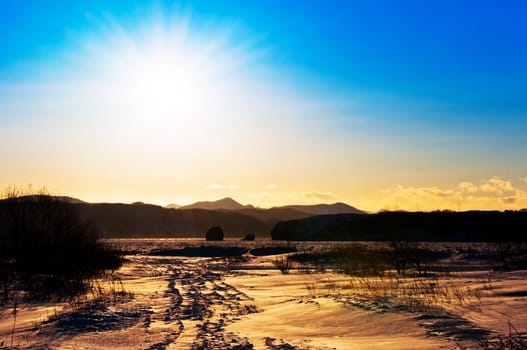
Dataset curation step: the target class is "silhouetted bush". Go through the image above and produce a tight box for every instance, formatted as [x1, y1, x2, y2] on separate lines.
[0, 190, 122, 302]
[292, 244, 390, 276]
[390, 241, 437, 276]
[205, 226, 224, 241]
[493, 242, 527, 271]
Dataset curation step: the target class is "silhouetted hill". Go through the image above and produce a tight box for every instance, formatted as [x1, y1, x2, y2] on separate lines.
[74, 202, 314, 238]
[14, 195, 87, 204]
[221, 207, 313, 226]
[276, 202, 365, 215]
[521, 208, 527, 213]
[165, 203, 181, 209]
[74, 203, 269, 238]
[271, 211, 527, 242]
[179, 197, 253, 211]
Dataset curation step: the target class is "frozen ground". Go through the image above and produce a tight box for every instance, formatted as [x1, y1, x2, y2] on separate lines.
[0, 240, 526, 349]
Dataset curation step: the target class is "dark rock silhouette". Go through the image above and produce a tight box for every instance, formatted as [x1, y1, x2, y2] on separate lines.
[242, 233, 256, 241]
[205, 226, 224, 241]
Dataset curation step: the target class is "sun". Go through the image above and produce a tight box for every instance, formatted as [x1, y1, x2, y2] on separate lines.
[78, 14, 248, 130]
[114, 35, 216, 123]
[125, 49, 208, 118]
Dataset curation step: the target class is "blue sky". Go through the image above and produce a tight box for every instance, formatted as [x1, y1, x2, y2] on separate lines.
[3, 1, 527, 106]
[3, 1, 527, 115]
[1, 1, 526, 210]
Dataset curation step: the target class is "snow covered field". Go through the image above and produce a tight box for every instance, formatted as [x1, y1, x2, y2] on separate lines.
[1, 239, 526, 349]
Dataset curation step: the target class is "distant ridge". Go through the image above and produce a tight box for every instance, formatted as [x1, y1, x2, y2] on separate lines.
[165, 203, 181, 209]
[179, 197, 253, 211]
[221, 207, 312, 226]
[277, 202, 365, 215]
[178, 198, 365, 215]
[12, 195, 87, 204]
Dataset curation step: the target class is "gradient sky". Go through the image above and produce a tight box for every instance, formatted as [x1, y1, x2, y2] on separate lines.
[1, 0, 526, 211]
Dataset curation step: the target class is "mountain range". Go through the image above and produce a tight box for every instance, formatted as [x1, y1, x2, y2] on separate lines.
[0, 196, 363, 238]
[171, 197, 364, 215]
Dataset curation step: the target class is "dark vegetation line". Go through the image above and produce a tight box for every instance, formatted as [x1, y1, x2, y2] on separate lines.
[271, 211, 527, 242]
[0, 190, 122, 303]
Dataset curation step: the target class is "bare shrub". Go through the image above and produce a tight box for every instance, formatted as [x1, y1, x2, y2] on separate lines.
[273, 255, 293, 274]
[0, 188, 123, 303]
[390, 241, 439, 276]
[305, 282, 317, 297]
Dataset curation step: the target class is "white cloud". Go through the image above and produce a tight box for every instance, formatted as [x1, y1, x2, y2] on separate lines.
[207, 184, 239, 190]
[303, 191, 338, 201]
[382, 176, 527, 211]
[479, 177, 515, 194]
[457, 181, 478, 193]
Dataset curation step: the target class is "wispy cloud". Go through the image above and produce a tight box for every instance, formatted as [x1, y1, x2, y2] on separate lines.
[207, 184, 239, 190]
[252, 192, 282, 201]
[264, 183, 279, 190]
[303, 191, 338, 201]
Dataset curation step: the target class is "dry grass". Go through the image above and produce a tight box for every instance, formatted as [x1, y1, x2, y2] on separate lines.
[273, 255, 293, 274]
[302, 273, 491, 314]
[459, 322, 527, 350]
[66, 274, 132, 312]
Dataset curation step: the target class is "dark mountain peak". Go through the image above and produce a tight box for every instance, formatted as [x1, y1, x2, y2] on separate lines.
[179, 197, 250, 211]
[216, 197, 242, 206]
[276, 202, 365, 215]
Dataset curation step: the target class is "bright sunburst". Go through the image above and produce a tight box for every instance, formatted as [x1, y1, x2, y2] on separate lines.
[74, 14, 252, 130]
